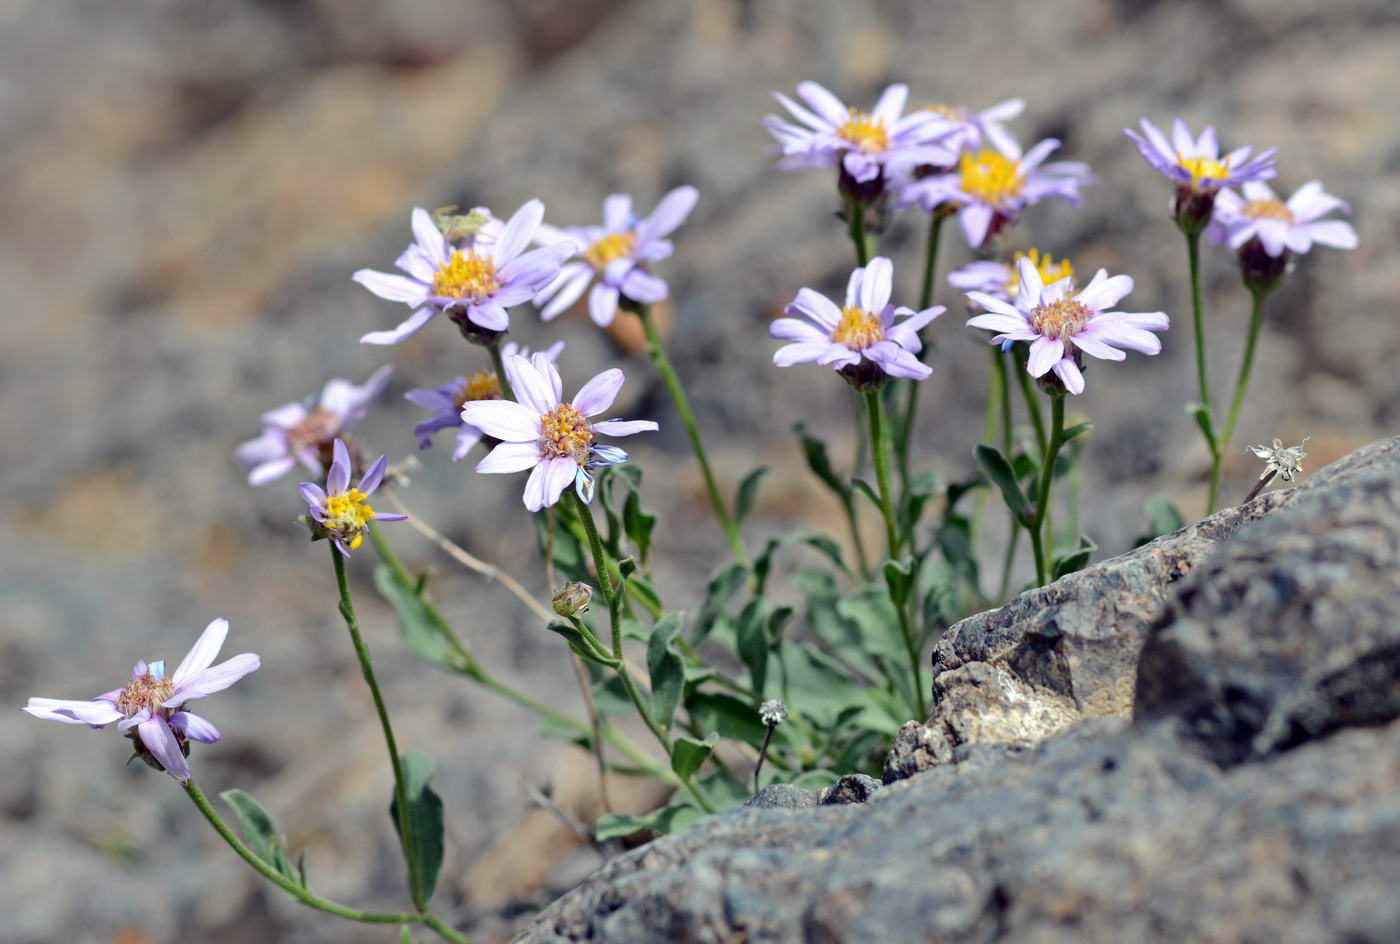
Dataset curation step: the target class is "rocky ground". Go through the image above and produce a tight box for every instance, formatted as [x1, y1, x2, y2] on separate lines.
[2, 0, 1398, 941]
[518, 436, 1400, 943]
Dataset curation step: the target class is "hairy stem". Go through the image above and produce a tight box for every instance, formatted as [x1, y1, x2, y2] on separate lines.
[1207, 286, 1269, 512]
[1029, 396, 1067, 587]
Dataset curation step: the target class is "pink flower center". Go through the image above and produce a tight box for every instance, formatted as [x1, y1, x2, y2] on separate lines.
[584, 231, 637, 271]
[837, 110, 890, 154]
[287, 407, 340, 455]
[1241, 198, 1294, 222]
[831, 306, 886, 351]
[116, 672, 176, 719]
[432, 250, 500, 301]
[1029, 297, 1092, 341]
[539, 403, 595, 464]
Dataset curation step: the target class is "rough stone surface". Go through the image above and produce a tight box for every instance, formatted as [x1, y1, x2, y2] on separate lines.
[521, 437, 1400, 943]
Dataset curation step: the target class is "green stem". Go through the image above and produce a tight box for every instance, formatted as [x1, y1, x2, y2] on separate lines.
[1186, 230, 1212, 413]
[1030, 396, 1066, 587]
[368, 526, 676, 785]
[862, 386, 928, 720]
[636, 304, 749, 568]
[1013, 352, 1048, 460]
[570, 491, 717, 814]
[995, 349, 1013, 454]
[846, 202, 871, 266]
[331, 546, 423, 909]
[485, 336, 515, 401]
[996, 522, 1021, 603]
[896, 211, 945, 489]
[182, 779, 431, 929]
[421, 912, 473, 944]
[1207, 287, 1269, 512]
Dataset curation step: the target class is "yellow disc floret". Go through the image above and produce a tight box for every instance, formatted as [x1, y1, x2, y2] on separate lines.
[322, 488, 377, 551]
[1178, 155, 1231, 189]
[1011, 249, 1075, 299]
[1241, 198, 1293, 222]
[837, 110, 890, 154]
[539, 403, 595, 465]
[455, 371, 502, 408]
[959, 148, 1022, 208]
[584, 232, 638, 272]
[432, 250, 499, 301]
[832, 306, 886, 351]
[1029, 298, 1092, 341]
[116, 671, 176, 718]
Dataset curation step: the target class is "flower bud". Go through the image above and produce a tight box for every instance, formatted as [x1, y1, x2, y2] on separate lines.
[552, 582, 593, 617]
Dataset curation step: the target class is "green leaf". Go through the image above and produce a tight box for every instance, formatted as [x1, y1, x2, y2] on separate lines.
[1062, 422, 1093, 445]
[975, 443, 1031, 524]
[220, 789, 299, 883]
[400, 927, 413, 944]
[622, 485, 657, 565]
[733, 467, 768, 527]
[596, 467, 625, 556]
[534, 503, 588, 584]
[1187, 402, 1217, 454]
[591, 675, 634, 716]
[793, 421, 847, 497]
[899, 471, 941, 542]
[943, 475, 986, 519]
[793, 570, 881, 683]
[936, 519, 980, 597]
[882, 558, 914, 608]
[625, 574, 665, 619]
[544, 618, 616, 666]
[595, 801, 702, 840]
[671, 733, 719, 781]
[752, 530, 849, 593]
[850, 476, 882, 513]
[1134, 496, 1187, 547]
[389, 749, 445, 905]
[784, 643, 869, 727]
[618, 556, 638, 580]
[691, 562, 749, 642]
[685, 692, 784, 752]
[1052, 535, 1098, 580]
[734, 598, 770, 696]
[373, 567, 463, 674]
[646, 613, 685, 731]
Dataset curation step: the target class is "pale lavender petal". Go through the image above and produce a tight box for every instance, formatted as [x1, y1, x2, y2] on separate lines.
[865, 342, 932, 380]
[321, 365, 393, 419]
[965, 292, 1023, 320]
[358, 455, 388, 495]
[118, 707, 151, 733]
[786, 287, 843, 330]
[1027, 337, 1064, 376]
[493, 199, 544, 266]
[539, 266, 593, 321]
[1170, 118, 1195, 157]
[23, 697, 123, 726]
[858, 257, 894, 312]
[621, 268, 668, 304]
[960, 203, 994, 248]
[352, 269, 426, 305]
[1070, 331, 1127, 361]
[637, 186, 698, 243]
[1301, 220, 1358, 250]
[1107, 311, 1170, 331]
[452, 427, 485, 461]
[248, 456, 298, 487]
[795, 81, 849, 126]
[1052, 357, 1085, 395]
[770, 91, 831, 132]
[396, 244, 437, 282]
[871, 83, 908, 124]
[139, 715, 190, 781]
[170, 711, 221, 744]
[498, 243, 574, 286]
[467, 301, 510, 332]
[299, 482, 327, 517]
[165, 653, 260, 707]
[1075, 271, 1134, 311]
[533, 351, 564, 406]
[1197, 125, 1218, 158]
[967, 312, 1030, 334]
[770, 317, 830, 343]
[375, 513, 408, 522]
[1083, 321, 1163, 355]
[327, 439, 351, 494]
[816, 343, 861, 369]
[589, 283, 620, 327]
[475, 441, 542, 474]
[602, 194, 633, 231]
[171, 619, 229, 686]
[235, 429, 289, 467]
[461, 400, 542, 442]
[592, 418, 658, 437]
[1014, 256, 1045, 304]
[773, 341, 830, 367]
[842, 151, 880, 183]
[410, 207, 449, 266]
[261, 402, 308, 429]
[360, 307, 435, 345]
[506, 353, 556, 415]
[573, 368, 625, 417]
[540, 456, 578, 509]
[1018, 138, 1060, 173]
[1287, 181, 1348, 222]
[522, 462, 549, 511]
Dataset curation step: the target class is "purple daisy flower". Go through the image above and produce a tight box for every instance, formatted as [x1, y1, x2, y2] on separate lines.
[897, 134, 1093, 248]
[234, 366, 392, 486]
[299, 439, 406, 556]
[23, 618, 260, 782]
[353, 201, 574, 344]
[1209, 180, 1357, 258]
[534, 187, 699, 327]
[948, 248, 1075, 304]
[770, 257, 944, 385]
[1125, 118, 1277, 194]
[965, 256, 1169, 396]
[916, 97, 1025, 160]
[763, 81, 955, 187]
[462, 353, 658, 512]
[405, 340, 564, 460]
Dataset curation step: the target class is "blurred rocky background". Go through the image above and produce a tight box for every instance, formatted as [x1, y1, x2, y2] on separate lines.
[1, 0, 1396, 941]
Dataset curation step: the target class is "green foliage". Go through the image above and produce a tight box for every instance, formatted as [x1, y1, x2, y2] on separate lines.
[221, 789, 302, 886]
[646, 613, 686, 732]
[390, 750, 446, 905]
[1135, 496, 1187, 546]
[373, 566, 465, 674]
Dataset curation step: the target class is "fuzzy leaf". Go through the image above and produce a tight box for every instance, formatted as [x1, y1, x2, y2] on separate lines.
[389, 749, 445, 906]
[646, 613, 685, 732]
[671, 733, 719, 781]
[373, 566, 463, 673]
[733, 467, 768, 527]
[221, 789, 299, 884]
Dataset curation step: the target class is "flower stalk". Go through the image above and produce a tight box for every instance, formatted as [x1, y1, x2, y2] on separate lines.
[1207, 284, 1272, 512]
[1030, 394, 1067, 586]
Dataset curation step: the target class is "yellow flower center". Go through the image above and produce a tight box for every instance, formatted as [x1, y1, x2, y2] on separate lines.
[921, 103, 963, 120]
[1029, 298, 1092, 341]
[1241, 198, 1293, 222]
[959, 148, 1022, 208]
[539, 403, 595, 465]
[831, 306, 886, 351]
[1010, 248, 1075, 300]
[1178, 155, 1231, 188]
[584, 231, 638, 272]
[454, 371, 502, 409]
[287, 407, 340, 455]
[323, 488, 376, 550]
[837, 110, 890, 154]
[432, 250, 499, 301]
[116, 671, 176, 718]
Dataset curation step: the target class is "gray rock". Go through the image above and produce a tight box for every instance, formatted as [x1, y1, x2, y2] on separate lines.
[743, 783, 818, 810]
[1137, 435, 1400, 765]
[816, 774, 880, 806]
[518, 436, 1400, 943]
